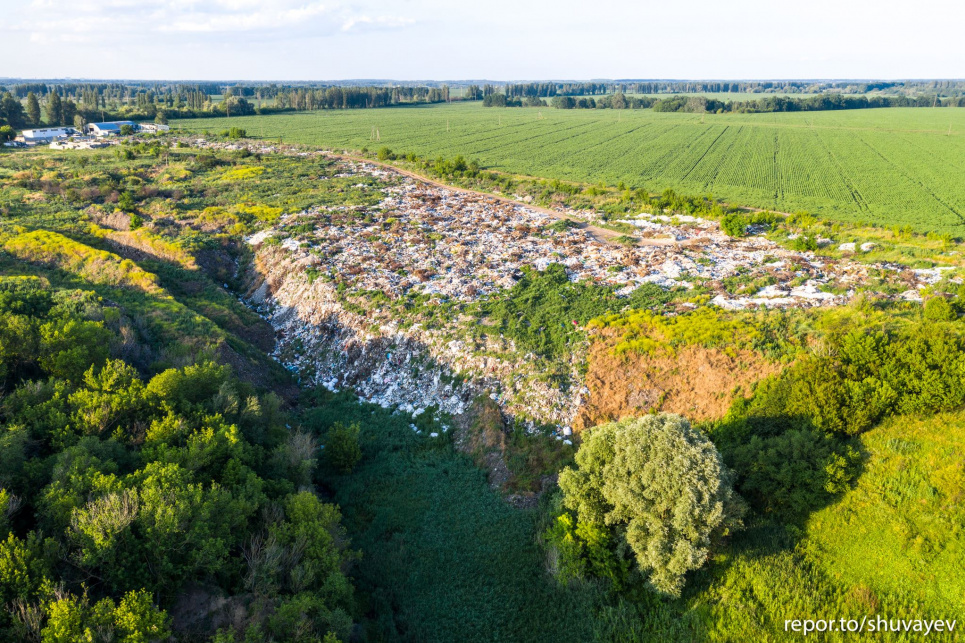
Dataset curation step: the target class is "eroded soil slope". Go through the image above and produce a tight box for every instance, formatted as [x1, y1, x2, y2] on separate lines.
[575, 333, 783, 430]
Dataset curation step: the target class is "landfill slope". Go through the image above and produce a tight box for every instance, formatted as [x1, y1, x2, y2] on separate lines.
[225, 147, 947, 436]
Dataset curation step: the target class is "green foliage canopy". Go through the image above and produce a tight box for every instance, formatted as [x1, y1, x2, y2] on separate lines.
[557, 414, 744, 596]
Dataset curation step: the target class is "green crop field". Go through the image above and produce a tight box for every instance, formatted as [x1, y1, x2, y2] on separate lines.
[175, 103, 965, 232]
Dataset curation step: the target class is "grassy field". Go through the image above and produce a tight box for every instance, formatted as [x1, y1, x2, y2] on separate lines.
[175, 103, 965, 232]
[805, 412, 965, 618]
[689, 411, 965, 642]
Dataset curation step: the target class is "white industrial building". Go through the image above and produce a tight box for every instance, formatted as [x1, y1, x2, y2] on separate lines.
[86, 121, 139, 137]
[20, 127, 80, 143]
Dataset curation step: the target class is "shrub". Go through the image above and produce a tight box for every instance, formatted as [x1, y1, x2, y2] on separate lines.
[118, 191, 135, 213]
[146, 361, 231, 413]
[732, 324, 965, 436]
[790, 235, 818, 252]
[325, 422, 362, 474]
[220, 166, 265, 182]
[41, 589, 170, 643]
[728, 428, 859, 519]
[4, 231, 161, 293]
[234, 203, 283, 223]
[924, 296, 956, 321]
[720, 213, 747, 237]
[39, 318, 112, 384]
[544, 509, 631, 590]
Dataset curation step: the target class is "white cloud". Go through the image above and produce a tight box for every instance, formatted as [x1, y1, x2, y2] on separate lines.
[341, 15, 415, 32]
[8, 0, 415, 42]
[159, 2, 334, 33]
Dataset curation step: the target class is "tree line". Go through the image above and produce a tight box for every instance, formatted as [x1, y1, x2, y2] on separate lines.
[652, 93, 965, 113]
[0, 84, 459, 131]
[271, 85, 450, 110]
[473, 79, 965, 99]
[478, 91, 965, 113]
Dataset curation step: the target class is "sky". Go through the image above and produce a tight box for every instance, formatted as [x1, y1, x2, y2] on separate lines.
[1, 0, 963, 81]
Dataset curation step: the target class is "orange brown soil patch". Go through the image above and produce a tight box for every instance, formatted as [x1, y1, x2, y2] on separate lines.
[574, 335, 784, 431]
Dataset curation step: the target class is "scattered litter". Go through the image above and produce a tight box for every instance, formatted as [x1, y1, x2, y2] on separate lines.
[241, 150, 947, 432]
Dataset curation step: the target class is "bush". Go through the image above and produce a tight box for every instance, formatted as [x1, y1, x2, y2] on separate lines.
[221, 127, 247, 139]
[39, 318, 112, 384]
[728, 428, 859, 519]
[117, 191, 136, 213]
[924, 296, 956, 321]
[720, 213, 747, 237]
[325, 422, 362, 474]
[41, 589, 170, 643]
[556, 414, 744, 596]
[731, 324, 965, 436]
[544, 508, 631, 590]
[790, 235, 818, 251]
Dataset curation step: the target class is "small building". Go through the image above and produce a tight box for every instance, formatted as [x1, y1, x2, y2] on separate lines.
[87, 121, 139, 137]
[139, 123, 171, 133]
[21, 127, 79, 143]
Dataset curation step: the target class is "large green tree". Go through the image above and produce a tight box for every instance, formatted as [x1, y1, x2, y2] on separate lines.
[557, 414, 744, 596]
[46, 92, 63, 126]
[0, 93, 26, 129]
[25, 92, 41, 126]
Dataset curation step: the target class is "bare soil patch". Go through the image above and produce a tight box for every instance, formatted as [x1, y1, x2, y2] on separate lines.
[575, 335, 784, 430]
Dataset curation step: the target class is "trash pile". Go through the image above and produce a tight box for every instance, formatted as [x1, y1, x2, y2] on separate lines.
[257, 164, 913, 311]
[247, 256, 585, 430]
[235, 151, 951, 431]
